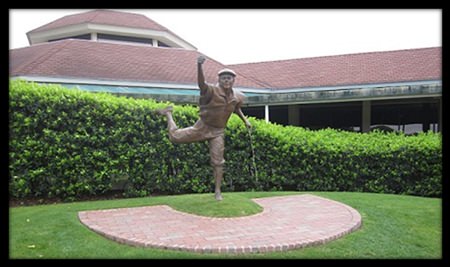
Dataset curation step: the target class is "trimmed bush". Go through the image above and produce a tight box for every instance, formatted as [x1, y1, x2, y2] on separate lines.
[9, 80, 442, 200]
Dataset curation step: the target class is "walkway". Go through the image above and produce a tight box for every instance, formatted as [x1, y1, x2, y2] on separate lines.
[78, 194, 362, 254]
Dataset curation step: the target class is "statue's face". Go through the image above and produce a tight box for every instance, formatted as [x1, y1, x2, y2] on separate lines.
[218, 74, 235, 90]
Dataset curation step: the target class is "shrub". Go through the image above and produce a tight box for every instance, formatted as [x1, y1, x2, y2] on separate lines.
[9, 80, 442, 200]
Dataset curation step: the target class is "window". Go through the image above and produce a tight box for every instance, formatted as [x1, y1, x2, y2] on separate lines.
[97, 33, 152, 45]
[157, 40, 171, 48]
[49, 34, 91, 42]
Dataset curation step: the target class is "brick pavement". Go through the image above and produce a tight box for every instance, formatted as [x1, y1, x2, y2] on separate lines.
[78, 194, 362, 254]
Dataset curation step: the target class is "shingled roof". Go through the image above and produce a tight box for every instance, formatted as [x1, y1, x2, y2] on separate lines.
[9, 39, 267, 89]
[28, 9, 170, 34]
[26, 9, 196, 50]
[229, 47, 441, 89]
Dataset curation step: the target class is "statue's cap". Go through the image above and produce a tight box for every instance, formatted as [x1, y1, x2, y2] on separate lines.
[218, 68, 236, 77]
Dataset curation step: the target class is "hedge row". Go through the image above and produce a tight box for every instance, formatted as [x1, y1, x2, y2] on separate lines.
[9, 80, 442, 200]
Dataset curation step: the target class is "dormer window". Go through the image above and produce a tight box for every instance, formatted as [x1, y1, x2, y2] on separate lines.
[49, 34, 91, 42]
[97, 33, 153, 45]
[157, 40, 170, 48]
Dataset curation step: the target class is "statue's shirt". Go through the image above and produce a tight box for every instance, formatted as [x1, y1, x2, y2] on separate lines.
[199, 84, 245, 129]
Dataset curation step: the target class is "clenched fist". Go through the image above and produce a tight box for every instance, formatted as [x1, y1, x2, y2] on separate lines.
[197, 55, 206, 65]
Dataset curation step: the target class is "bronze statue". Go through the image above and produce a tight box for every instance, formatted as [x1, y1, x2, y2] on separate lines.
[156, 55, 252, 200]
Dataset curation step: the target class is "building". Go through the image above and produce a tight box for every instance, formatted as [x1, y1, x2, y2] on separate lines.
[231, 48, 441, 133]
[10, 9, 442, 134]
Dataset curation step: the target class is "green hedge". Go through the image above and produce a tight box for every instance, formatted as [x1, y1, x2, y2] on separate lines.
[9, 80, 442, 200]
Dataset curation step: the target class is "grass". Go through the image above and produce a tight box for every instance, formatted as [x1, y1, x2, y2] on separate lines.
[9, 191, 441, 259]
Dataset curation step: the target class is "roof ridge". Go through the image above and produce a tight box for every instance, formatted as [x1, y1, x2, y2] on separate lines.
[88, 9, 102, 23]
[14, 41, 72, 74]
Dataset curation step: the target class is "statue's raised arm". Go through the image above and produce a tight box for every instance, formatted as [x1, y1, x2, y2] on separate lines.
[197, 55, 208, 92]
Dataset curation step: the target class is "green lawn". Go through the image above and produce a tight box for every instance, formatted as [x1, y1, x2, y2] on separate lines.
[9, 191, 441, 259]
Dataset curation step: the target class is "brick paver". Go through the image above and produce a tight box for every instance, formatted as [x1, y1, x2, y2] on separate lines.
[78, 194, 362, 254]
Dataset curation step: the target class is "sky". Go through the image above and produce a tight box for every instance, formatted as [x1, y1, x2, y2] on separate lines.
[9, 9, 442, 65]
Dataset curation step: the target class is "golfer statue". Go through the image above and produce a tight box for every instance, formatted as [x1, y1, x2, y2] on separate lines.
[156, 55, 252, 200]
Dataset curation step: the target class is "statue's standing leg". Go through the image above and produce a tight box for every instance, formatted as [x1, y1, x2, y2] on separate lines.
[213, 166, 223, 201]
[209, 135, 225, 201]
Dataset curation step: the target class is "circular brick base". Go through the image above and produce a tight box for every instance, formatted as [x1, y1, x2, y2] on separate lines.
[78, 194, 362, 254]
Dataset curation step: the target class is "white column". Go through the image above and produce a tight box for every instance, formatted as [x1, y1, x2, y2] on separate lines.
[152, 39, 158, 47]
[362, 100, 371, 133]
[265, 105, 270, 123]
[91, 32, 97, 41]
